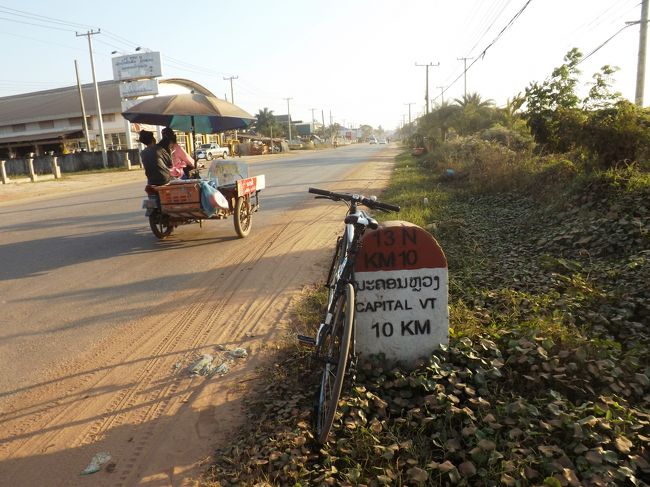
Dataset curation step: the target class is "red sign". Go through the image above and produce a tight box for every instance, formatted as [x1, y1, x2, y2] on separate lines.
[355, 221, 447, 272]
[237, 176, 258, 196]
[354, 221, 448, 368]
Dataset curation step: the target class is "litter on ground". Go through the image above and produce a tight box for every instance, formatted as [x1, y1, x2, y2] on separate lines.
[188, 347, 248, 377]
[189, 354, 217, 376]
[81, 452, 112, 475]
[227, 347, 248, 358]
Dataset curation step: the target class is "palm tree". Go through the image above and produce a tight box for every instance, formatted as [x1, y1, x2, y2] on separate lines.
[416, 102, 459, 145]
[453, 92, 495, 109]
[255, 108, 282, 137]
[452, 92, 496, 135]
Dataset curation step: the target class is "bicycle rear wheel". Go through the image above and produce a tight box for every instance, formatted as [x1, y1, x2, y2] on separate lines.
[315, 282, 354, 444]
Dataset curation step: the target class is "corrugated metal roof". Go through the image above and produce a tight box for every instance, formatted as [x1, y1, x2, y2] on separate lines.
[0, 78, 218, 127]
[0, 81, 121, 126]
[0, 129, 84, 144]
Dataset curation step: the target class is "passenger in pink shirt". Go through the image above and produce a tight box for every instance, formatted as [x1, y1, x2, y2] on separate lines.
[161, 127, 195, 179]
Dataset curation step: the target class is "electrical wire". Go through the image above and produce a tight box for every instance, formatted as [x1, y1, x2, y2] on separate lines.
[435, 0, 535, 103]
[0, 4, 95, 29]
[578, 23, 635, 65]
[466, 0, 514, 58]
[0, 15, 77, 32]
[0, 5, 274, 109]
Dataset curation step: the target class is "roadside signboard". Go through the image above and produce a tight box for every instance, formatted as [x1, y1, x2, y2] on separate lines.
[354, 221, 448, 366]
[112, 52, 162, 81]
[119, 79, 159, 99]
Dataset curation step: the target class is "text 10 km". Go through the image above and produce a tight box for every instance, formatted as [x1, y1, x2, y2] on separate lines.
[371, 319, 431, 338]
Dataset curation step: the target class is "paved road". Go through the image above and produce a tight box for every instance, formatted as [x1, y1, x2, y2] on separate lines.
[0, 144, 398, 486]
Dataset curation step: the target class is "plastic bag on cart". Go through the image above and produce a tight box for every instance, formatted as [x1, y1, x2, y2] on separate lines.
[207, 161, 248, 186]
[199, 180, 229, 216]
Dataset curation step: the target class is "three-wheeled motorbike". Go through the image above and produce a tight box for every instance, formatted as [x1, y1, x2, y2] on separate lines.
[143, 161, 265, 240]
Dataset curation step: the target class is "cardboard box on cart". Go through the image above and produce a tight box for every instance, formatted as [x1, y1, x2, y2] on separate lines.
[156, 181, 202, 213]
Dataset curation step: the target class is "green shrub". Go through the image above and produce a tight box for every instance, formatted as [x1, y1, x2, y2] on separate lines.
[480, 122, 535, 152]
[582, 101, 650, 169]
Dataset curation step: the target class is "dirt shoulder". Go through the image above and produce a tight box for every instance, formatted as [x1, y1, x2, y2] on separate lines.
[0, 147, 399, 487]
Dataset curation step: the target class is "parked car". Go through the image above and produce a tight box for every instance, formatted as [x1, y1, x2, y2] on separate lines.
[369, 137, 377, 144]
[288, 139, 304, 150]
[378, 138, 387, 144]
[195, 143, 229, 160]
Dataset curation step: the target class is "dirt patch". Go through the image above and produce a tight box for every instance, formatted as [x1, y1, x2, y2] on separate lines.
[0, 148, 398, 486]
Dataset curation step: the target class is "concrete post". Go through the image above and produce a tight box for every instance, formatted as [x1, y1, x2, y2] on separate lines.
[27, 154, 37, 182]
[124, 152, 132, 170]
[51, 155, 62, 179]
[0, 160, 8, 184]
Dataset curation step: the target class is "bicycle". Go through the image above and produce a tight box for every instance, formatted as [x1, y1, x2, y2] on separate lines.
[298, 187, 400, 444]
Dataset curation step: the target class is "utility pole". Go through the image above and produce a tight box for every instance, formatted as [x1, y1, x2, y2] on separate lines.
[628, 0, 649, 106]
[223, 76, 239, 146]
[74, 60, 92, 152]
[284, 97, 293, 141]
[223, 75, 238, 104]
[457, 57, 473, 99]
[76, 29, 107, 167]
[415, 62, 440, 114]
[309, 107, 317, 132]
[404, 103, 414, 126]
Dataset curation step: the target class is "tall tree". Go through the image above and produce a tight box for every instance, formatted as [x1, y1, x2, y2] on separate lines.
[452, 92, 496, 135]
[584, 65, 623, 110]
[255, 108, 283, 137]
[524, 48, 586, 152]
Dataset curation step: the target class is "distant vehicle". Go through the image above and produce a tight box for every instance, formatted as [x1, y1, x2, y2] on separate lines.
[288, 139, 304, 150]
[195, 143, 229, 160]
[378, 138, 387, 144]
[369, 137, 377, 144]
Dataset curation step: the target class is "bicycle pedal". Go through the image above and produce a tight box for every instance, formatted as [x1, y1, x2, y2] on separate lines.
[297, 335, 316, 346]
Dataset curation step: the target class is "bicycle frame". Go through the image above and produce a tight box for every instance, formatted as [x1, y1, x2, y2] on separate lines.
[302, 187, 400, 444]
[316, 201, 372, 348]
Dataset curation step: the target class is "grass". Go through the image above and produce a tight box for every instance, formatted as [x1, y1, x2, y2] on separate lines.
[201, 146, 650, 487]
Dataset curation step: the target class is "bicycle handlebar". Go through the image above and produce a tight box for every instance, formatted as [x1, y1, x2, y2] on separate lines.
[308, 187, 400, 213]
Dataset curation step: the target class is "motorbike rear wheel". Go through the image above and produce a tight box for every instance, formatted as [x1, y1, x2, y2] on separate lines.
[149, 210, 174, 239]
[234, 196, 252, 238]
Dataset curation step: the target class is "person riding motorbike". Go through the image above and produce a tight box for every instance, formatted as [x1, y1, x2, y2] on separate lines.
[139, 130, 172, 186]
[161, 127, 198, 179]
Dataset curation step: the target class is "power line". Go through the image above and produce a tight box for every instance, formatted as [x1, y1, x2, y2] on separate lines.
[460, 0, 506, 57]
[0, 15, 77, 32]
[465, 0, 514, 57]
[0, 4, 94, 29]
[578, 24, 634, 65]
[436, 0, 535, 103]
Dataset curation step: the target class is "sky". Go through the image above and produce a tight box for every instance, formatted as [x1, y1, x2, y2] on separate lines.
[0, 0, 645, 131]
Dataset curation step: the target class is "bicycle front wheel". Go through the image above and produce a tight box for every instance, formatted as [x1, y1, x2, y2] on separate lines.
[315, 282, 354, 444]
